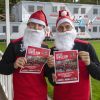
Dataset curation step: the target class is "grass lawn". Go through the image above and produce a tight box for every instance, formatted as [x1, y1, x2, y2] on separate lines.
[0, 40, 100, 100]
[0, 42, 6, 52]
[88, 40, 100, 100]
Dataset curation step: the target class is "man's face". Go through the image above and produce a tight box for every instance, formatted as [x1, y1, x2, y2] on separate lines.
[23, 22, 46, 48]
[27, 22, 45, 30]
[57, 22, 72, 32]
[55, 22, 77, 51]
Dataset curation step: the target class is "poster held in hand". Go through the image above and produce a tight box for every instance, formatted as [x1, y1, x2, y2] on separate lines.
[20, 46, 50, 74]
[54, 50, 79, 84]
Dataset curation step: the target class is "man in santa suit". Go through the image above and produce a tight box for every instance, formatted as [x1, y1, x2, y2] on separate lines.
[0, 10, 50, 100]
[47, 10, 100, 100]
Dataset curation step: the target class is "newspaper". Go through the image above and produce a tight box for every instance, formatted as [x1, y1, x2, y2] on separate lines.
[54, 50, 79, 84]
[20, 46, 50, 74]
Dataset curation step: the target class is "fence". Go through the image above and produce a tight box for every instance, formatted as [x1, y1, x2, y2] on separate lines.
[0, 51, 13, 100]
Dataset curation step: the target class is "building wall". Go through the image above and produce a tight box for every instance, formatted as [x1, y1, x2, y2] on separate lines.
[1, 1, 100, 39]
[0, 22, 27, 39]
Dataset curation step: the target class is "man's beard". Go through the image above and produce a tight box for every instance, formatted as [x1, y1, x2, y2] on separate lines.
[55, 29, 77, 51]
[23, 27, 45, 49]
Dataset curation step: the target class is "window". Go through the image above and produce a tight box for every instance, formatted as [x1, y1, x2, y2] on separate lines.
[75, 27, 78, 32]
[52, 26, 56, 32]
[93, 9, 98, 15]
[28, 5, 34, 12]
[12, 26, 18, 33]
[99, 27, 100, 32]
[73, 8, 78, 14]
[88, 29, 91, 32]
[60, 6, 65, 10]
[93, 26, 97, 32]
[79, 26, 85, 32]
[3, 26, 6, 33]
[37, 6, 43, 10]
[81, 8, 85, 14]
[52, 6, 57, 13]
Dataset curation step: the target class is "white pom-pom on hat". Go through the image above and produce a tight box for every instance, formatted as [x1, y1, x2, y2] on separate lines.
[45, 26, 51, 36]
[45, 26, 50, 33]
[61, 11, 67, 17]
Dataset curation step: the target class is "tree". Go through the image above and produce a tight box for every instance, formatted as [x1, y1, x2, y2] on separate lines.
[0, 0, 100, 15]
[79, 0, 99, 4]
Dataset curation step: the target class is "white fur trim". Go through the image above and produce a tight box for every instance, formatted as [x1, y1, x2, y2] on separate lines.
[45, 26, 50, 34]
[57, 18, 74, 28]
[28, 18, 46, 27]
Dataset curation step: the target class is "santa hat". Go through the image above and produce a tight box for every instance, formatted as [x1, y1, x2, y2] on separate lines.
[56, 10, 74, 28]
[28, 10, 48, 27]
